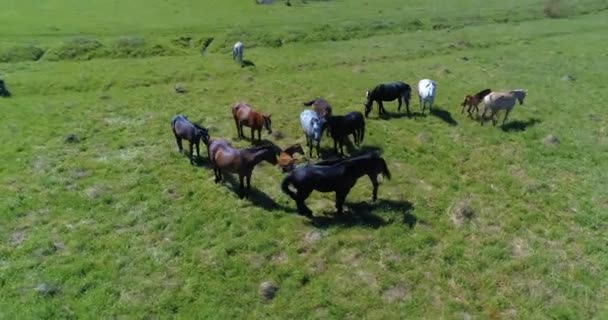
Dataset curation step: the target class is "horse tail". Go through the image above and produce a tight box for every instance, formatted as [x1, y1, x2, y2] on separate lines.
[303, 99, 316, 106]
[380, 158, 391, 180]
[359, 119, 365, 144]
[281, 174, 297, 200]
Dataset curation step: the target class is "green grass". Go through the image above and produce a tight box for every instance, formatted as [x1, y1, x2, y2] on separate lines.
[2, 0, 608, 318]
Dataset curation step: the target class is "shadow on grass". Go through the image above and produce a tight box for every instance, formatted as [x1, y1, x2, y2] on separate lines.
[501, 118, 541, 132]
[241, 60, 255, 68]
[220, 173, 296, 213]
[430, 106, 458, 126]
[309, 199, 415, 229]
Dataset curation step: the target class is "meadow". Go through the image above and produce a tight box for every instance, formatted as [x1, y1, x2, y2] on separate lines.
[1, 0, 608, 318]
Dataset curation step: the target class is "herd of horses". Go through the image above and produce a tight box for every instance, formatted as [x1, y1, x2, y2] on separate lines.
[171, 76, 527, 218]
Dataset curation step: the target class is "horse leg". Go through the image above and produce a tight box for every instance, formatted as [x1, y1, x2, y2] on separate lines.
[214, 167, 221, 183]
[480, 107, 488, 126]
[491, 110, 498, 126]
[238, 175, 246, 199]
[335, 189, 348, 214]
[397, 97, 402, 112]
[188, 142, 194, 164]
[316, 140, 321, 158]
[296, 189, 313, 217]
[196, 142, 201, 160]
[503, 109, 511, 125]
[258, 129, 261, 142]
[250, 127, 255, 142]
[175, 136, 183, 153]
[369, 174, 379, 202]
[378, 101, 385, 115]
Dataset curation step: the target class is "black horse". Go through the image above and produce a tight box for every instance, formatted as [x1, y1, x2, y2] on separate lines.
[0, 79, 10, 97]
[364, 82, 412, 117]
[281, 152, 391, 217]
[322, 111, 365, 155]
[171, 115, 210, 165]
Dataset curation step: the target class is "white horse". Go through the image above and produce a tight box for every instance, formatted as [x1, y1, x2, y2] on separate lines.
[417, 79, 436, 114]
[232, 41, 244, 66]
[480, 90, 527, 126]
[300, 110, 322, 158]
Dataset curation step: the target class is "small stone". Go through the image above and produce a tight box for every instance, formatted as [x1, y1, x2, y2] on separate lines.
[304, 230, 322, 244]
[174, 85, 187, 94]
[9, 231, 26, 246]
[561, 75, 575, 81]
[461, 56, 469, 61]
[544, 134, 559, 145]
[35, 283, 59, 296]
[259, 281, 278, 300]
[449, 200, 475, 226]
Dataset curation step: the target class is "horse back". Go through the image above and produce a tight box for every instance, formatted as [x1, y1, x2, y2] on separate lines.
[475, 88, 492, 100]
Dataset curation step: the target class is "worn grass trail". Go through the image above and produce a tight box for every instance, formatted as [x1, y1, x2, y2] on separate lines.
[1, 1, 608, 319]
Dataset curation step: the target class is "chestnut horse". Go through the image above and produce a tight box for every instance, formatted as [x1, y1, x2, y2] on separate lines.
[232, 102, 272, 143]
[278, 143, 305, 172]
[461, 88, 491, 118]
[209, 139, 278, 198]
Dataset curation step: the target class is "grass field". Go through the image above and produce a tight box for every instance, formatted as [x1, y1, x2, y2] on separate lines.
[2, 0, 608, 318]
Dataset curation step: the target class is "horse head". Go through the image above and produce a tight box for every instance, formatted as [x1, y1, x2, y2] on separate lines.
[461, 95, 472, 107]
[199, 128, 210, 146]
[363, 91, 373, 117]
[262, 114, 272, 134]
[514, 90, 527, 105]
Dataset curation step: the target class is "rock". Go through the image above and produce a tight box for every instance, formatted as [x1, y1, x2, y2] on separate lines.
[461, 56, 469, 61]
[256, 0, 273, 4]
[9, 230, 26, 246]
[174, 85, 187, 94]
[561, 75, 575, 81]
[382, 285, 409, 303]
[271, 130, 284, 140]
[35, 283, 60, 296]
[544, 134, 559, 145]
[259, 281, 278, 300]
[64, 134, 79, 143]
[304, 230, 322, 244]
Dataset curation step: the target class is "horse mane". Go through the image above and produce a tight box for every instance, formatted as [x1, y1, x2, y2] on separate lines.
[192, 122, 207, 131]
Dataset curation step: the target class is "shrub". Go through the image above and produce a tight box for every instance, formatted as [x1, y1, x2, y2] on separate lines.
[43, 37, 104, 61]
[0, 45, 45, 63]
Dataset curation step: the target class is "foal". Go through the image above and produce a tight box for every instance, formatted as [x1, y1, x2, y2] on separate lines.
[323, 111, 365, 155]
[232, 102, 272, 143]
[461, 88, 491, 118]
[480, 90, 527, 126]
[278, 144, 305, 172]
[303, 98, 332, 119]
[281, 152, 391, 217]
[208, 140, 278, 198]
[171, 115, 210, 165]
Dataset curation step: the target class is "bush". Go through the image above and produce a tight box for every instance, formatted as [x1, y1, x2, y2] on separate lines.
[108, 36, 177, 58]
[0, 45, 45, 63]
[544, 0, 563, 18]
[43, 37, 104, 61]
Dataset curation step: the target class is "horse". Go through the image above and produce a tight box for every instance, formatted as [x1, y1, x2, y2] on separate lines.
[281, 152, 391, 217]
[0, 79, 10, 97]
[418, 79, 437, 114]
[322, 111, 365, 156]
[300, 110, 323, 158]
[480, 90, 527, 126]
[314, 152, 388, 202]
[232, 41, 244, 66]
[278, 143, 305, 172]
[364, 82, 412, 117]
[303, 98, 332, 120]
[232, 102, 272, 143]
[461, 88, 492, 118]
[208, 140, 278, 199]
[171, 115, 210, 165]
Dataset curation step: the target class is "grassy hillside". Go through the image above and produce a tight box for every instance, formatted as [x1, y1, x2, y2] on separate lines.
[1, 0, 608, 318]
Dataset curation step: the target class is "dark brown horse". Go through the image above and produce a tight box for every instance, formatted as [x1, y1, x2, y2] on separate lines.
[364, 82, 412, 117]
[278, 143, 305, 172]
[461, 88, 491, 118]
[303, 98, 332, 119]
[322, 111, 365, 155]
[281, 152, 390, 217]
[209, 139, 278, 198]
[171, 115, 210, 165]
[232, 102, 272, 143]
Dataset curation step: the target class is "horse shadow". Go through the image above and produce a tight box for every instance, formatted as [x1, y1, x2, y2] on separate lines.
[501, 118, 541, 132]
[379, 111, 419, 120]
[220, 173, 295, 212]
[310, 199, 416, 229]
[430, 106, 458, 126]
[317, 140, 383, 160]
[241, 60, 255, 68]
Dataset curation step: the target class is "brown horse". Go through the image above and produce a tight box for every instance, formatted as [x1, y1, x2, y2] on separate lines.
[208, 139, 278, 198]
[278, 143, 305, 172]
[461, 88, 491, 118]
[232, 102, 272, 143]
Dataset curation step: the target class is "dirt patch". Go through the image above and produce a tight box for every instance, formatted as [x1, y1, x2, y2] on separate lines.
[382, 284, 409, 303]
[449, 198, 475, 226]
[512, 238, 531, 258]
[271, 251, 289, 265]
[544, 134, 559, 145]
[9, 230, 26, 246]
